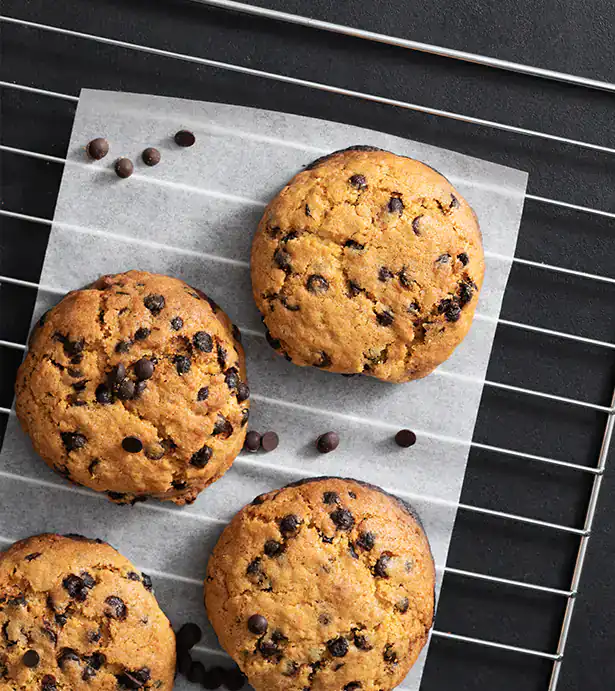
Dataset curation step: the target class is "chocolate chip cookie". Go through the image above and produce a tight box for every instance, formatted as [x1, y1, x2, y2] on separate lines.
[251, 146, 484, 382]
[15, 270, 249, 505]
[205, 477, 435, 691]
[0, 533, 175, 689]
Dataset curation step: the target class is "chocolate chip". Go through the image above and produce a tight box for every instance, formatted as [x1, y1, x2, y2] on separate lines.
[353, 633, 372, 650]
[42, 675, 58, 691]
[141, 573, 153, 591]
[282, 231, 299, 243]
[347, 280, 362, 297]
[257, 639, 280, 658]
[438, 298, 461, 322]
[134, 327, 150, 341]
[194, 387, 209, 403]
[115, 158, 134, 179]
[264, 329, 281, 351]
[170, 316, 183, 332]
[395, 597, 410, 613]
[436, 253, 451, 264]
[115, 340, 131, 354]
[315, 351, 332, 368]
[281, 296, 300, 311]
[388, 197, 404, 214]
[458, 252, 469, 266]
[264, 540, 283, 557]
[374, 552, 393, 578]
[232, 324, 242, 342]
[176, 622, 202, 650]
[117, 378, 136, 400]
[104, 595, 127, 620]
[279, 514, 300, 536]
[450, 194, 460, 209]
[407, 301, 420, 315]
[349, 174, 367, 189]
[86, 138, 109, 160]
[412, 216, 422, 235]
[274, 248, 292, 273]
[42, 627, 57, 644]
[80, 571, 95, 589]
[83, 652, 106, 678]
[57, 648, 80, 668]
[237, 382, 250, 402]
[261, 431, 279, 452]
[213, 415, 233, 438]
[376, 310, 394, 326]
[174, 130, 196, 147]
[193, 331, 213, 352]
[108, 363, 126, 386]
[243, 431, 261, 452]
[306, 274, 329, 294]
[458, 278, 475, 306]
[357, 531, 375, 551]
[134, 358, 154, 381]
[344, 683, 362, 690]
[395, 429, 417, 447]
[116, 668, 151, 689]
[330, 508, 354, 530]
[217, 343, 227, 369]
[316, 431, 339, 454]
[241, 408, 250, 427]
[224, 367, 239, 390]
[398, 267, 414, 289]
[122, 437, 143, 453]
[190, 445, 212, 468]
[348, 543, 359, 559]
[323, 491, 339, 505]
[23, 650, 40, 668]
[384, 644, 398, 664]
[344, 239, 365, 250]
[143, 294, 165, 315]
[25, 552, 42, 562]
[134, 381, 147, 398]
[61, 432, 87, 452]
[327, 637, 349, 657]
[174, 354, 191, 374]
[67, 367, 83, 378]
[141, 147, 161, 166]
[248, 614, 268, 635]
[378, 267, 394, 282]
[54, 613, 67, 627]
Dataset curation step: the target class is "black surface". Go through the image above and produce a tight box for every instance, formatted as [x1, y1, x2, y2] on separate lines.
[1, 1, 614, 689]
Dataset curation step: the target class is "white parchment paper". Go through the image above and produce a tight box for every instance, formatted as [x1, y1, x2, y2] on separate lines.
[0, 90, 527, 689]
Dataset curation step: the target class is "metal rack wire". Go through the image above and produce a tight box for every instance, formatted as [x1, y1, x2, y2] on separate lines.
[0, 4, 613, 690]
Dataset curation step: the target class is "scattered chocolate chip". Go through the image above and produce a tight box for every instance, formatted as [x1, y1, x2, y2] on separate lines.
[315, 351, 332, 368]
[193, 331, 213, 352]
[347, 280, 362, 297]
[224, 367, 240, 390]
[344, 683, 362, 690]
[25, 552, 42, 562]
[134, 327, 150, 341]
[174, 354, 192, 375]
[117, 378, 136, 400]
[349, 491, 357, 498]
[83, 652, 106, 676]
[212, 415, 233, 438]
[412, 216, 422, 235]
[395, 597, 410, 613]
[388, 197, 404, 214]
[344, 239, 365, 250]
[407, 301, 420, 315]
[458, 252, 469, 266]
[353, 632, 372, 650]
[122, 437, 143, 453]
[67, 367, 83, 378]
[54, 613, 67, 627]
[244, 430, 261, 453]
[378, 267, 394, 282]
[264, 540, 283, 557]
[376, 310, 394, 326]
[115, 340, 131, 354]
[61, 432, 87, 452]
[190, 445, 213, 468]
[134, 381, 147, 398]
[279, 514, 300, 536]
[450, 194, 460, 209]
[197, 387, 209, 401]
[436, 253, 451, 264]
[80, 572, 95, 589]
[57, 648, 80, 668]
[174, 130, 196, 147]
[144, 294, 165, 315]
[282, 231, 299, 243]
[177, 622, 202, 650]
[104, 595, 127, 620]
[116, 667, 151, 689]
[86, 138, 109, 160]
[395, 429, 417, 447]
[257, 639, 279, 658]
[316, 431, 339, 454]
[330, 508, 354, 530]
[217, 343, 227, 369]
[349, 173, 367, 189]
[348, 543, 359, 559]
[374, 551, 393, 578]
[22, 650, 40, 668]
[141, 147, 161, 166]
[241, 408, 250, 427]
[134, 358, 154, 381]
[398, 267, 413, 288]
[357, 531, 375, 551]
[169, 316, 183, 332]
[438, 298, 461, 322]
[261, 431, 279, 452]
[248, 614, 268, 635]
[307, 274, 329, 294]
[323, 491, 339, 505]
[237, 382, 250, 402]
[114, 158, 134, 179]
[108, 363, 126, 386]
[384, 644, 398, 664]
[327, 637, 349, 657]
[274, 248, 292, 273]
[458, 278, 475, 306]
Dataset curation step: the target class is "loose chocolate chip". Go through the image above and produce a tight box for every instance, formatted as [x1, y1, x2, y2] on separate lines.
[407, 301, 420, 315]
[458, 252, 469, 266]
[279, 514, 300, 536]
[57, 648, 80, 668]
[330, 508, 354, 530]
[244, 431, 261, 452]
[347, 280, 362, 297]
[374, 552, 393, 578]
[196, 387, 209, 402]
[378, 267, 394, 282]
[327, 637, 349, 657]
[193, 331, 213, 352]
[349, 173, 367, 189]
[134, 358, 154, 381]
[224, 367, 240, 390]
[306, 274, 329, 294]
[323, 491, 339, 505]
[115, 158, 134, 178]
[438, 298, 461, 322]
[61, 432, 87, 452]
[357, 531, 375, 551]
[108, 363, 126, 386]
[104, 595, 127, 620]
[116, 668, 151, 689]
[241, 408, 250, 427]
[217, 343, 227, 369]
[190, 445, 212, 468]
[316, 431, 340, 454]
[376, 310, 394, 326]
[384, 644, 398, 664]
[212, 415, 233, 438]
[274, 248, 292, 273]
[23, 650, 40, 668]
[248, 614, 268, 635]
[436, 253, 451, 264]
[458, 278, 475, 306]
[25, 552, 42, 562]
[174, 130, 196, 147]
[315, 351, 332, 368]
[134, 327, 150, 341]
[174, 354, 191, 374]
[117, 378, 136, 400]
[122, 437, 143, 453]
[237, 382, 250, 402]
[412, 216, 422, 235]
[144, 294, 165, 315]
[395, 429, 417, 447]
[261, 431, 279, 452]
[450, 194, 460, 209]
[395, 597, 410, 613]
[141, 147, 161, 166]
[388, 197, 404, 214]
[115, 340, 132, 354]
[86, 138, 109, 160]
[264, 540, 284, 557]
[176, 622, 202, 650]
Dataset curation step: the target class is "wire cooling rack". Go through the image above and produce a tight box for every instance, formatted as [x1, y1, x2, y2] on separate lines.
[1, 2, 614, 690]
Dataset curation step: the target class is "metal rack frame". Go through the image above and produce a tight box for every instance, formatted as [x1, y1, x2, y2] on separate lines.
[1, 4, 614, 689]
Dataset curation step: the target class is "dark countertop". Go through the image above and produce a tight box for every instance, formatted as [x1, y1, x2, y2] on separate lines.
[2, 1, 614, 689]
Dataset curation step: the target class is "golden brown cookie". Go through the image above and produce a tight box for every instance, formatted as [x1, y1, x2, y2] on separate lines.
[251, 146, 484, 382]
[0, 533, 175, 689]
[205, 477, 435, 691]
[15, 270, 249, 505]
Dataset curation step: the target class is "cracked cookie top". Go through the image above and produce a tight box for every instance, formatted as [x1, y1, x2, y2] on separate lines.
[251, 146, 484, 382]
[0, 533, 175, 690]
[15, 270, 249, 505]
[205, 477, 435, 691]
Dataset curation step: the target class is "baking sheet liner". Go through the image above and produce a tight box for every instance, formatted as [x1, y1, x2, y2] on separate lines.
[0, 90, 528, 689]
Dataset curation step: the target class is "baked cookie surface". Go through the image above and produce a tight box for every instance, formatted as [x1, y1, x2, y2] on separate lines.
[0, 533, 175, 690]
[205, 477, 435, 691]
[15, 270, 249, 505]
[251, 146, 484, 382]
